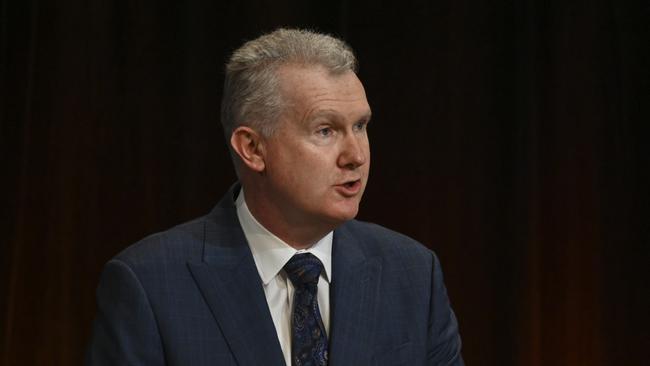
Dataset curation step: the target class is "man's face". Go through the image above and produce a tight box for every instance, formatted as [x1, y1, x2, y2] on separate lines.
[262, 64, 371, 230]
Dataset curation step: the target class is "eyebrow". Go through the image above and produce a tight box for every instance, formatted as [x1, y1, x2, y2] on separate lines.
[307, 109, 372, 124]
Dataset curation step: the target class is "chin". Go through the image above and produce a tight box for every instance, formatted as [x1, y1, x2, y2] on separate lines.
[325, 206, 360, 224]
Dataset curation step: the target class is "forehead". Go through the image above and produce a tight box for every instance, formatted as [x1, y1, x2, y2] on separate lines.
[276, 64, 370, 118]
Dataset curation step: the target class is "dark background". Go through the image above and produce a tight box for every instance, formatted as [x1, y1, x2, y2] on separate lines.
[2, 0, 649, 365]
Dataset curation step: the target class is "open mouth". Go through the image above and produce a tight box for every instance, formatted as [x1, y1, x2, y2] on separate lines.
[336, 179, 362, 196]
[344, 180, 359, 188]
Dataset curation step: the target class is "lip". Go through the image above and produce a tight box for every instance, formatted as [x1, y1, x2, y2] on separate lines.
[334, 179, 362, 197]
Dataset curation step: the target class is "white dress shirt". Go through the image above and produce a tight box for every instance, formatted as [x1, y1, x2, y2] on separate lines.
[235, 189, 332, 366]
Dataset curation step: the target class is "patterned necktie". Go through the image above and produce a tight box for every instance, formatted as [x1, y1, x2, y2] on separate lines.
[283, 253, 328, 366]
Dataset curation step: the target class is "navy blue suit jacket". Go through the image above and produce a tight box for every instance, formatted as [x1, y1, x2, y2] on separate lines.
[86, 185, 463, 365]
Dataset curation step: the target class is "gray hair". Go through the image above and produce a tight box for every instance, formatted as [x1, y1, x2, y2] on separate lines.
[220, 28, 358, 143]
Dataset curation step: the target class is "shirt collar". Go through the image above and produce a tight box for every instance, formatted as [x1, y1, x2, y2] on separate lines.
[235, 188, 332, 286]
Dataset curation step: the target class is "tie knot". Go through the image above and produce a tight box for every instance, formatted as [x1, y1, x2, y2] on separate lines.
[283, 253, 323, 286]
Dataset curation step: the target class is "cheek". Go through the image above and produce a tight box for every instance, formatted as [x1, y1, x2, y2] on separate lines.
[365, 144, 371, 165]
[294, 159, 334, 197]
[270, 153, 321, 189]
[297, 158, 330, 185]
[267, 140, 337, 191]
[364, 139, 371, 159]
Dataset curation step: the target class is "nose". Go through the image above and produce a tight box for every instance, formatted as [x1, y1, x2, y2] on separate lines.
[337, 133, 368, 169]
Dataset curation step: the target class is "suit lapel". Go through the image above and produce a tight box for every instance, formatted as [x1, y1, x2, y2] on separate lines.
[187, 185, 285, 366]
[328, 224, 382, 366]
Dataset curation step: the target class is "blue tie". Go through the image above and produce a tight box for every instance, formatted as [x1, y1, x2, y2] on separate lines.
[283, 253, 328, 366]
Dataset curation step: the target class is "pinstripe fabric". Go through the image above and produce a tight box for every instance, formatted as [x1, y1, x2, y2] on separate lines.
[86, 183, 464, 365]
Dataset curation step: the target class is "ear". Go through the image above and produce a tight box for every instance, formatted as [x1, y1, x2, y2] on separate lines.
[230, 126, 266, 173]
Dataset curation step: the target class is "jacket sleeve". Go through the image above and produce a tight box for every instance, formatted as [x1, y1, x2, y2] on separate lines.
[85, 259, 166, 365]
[427, 252, 464, 365]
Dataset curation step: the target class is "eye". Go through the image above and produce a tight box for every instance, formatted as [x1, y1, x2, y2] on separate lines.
[317, 127, 333, 137]
[353, 121, 367, 132]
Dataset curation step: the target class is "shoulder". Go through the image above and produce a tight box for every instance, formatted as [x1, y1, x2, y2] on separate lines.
[112, 215, 208, 268]
[337, 219, 437, 268]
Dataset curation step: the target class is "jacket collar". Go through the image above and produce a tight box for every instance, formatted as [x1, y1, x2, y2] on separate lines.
[188, 183, 382, 365]
[188, 183, 285, 366]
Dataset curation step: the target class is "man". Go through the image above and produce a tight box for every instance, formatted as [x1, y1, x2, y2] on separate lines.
[86, 28, 463, 365]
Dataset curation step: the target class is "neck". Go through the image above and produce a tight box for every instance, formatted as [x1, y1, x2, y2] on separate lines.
[241, 185, 335, 250]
